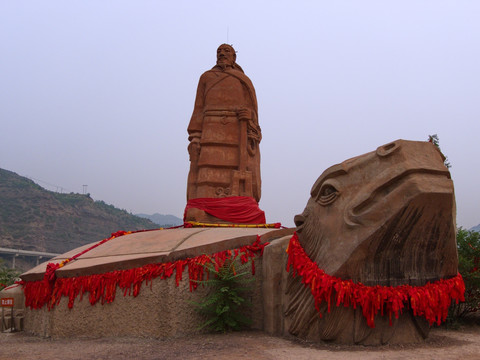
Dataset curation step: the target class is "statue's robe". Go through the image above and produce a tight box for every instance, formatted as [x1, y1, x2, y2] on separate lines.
[187, 65, 261, 202]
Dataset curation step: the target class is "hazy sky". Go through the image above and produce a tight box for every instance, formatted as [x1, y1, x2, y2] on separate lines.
[1, 1, 479, 229]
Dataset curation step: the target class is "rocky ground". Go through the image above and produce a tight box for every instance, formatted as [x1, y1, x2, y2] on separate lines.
[1, 322, 480, 360]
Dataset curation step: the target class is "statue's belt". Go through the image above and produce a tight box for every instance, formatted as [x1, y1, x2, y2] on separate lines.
[204, 110, 238, 117]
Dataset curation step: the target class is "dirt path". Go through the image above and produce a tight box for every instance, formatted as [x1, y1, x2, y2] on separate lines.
[1, 325, 480, 360]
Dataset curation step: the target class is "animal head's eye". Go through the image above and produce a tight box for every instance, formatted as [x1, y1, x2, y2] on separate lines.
[316, 184, 339, 206]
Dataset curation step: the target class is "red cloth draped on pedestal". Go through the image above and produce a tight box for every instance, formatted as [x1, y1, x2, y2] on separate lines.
[184, 196, 266, 224]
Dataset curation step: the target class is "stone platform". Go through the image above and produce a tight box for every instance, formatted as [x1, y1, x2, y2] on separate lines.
[19, 227, 294, 338]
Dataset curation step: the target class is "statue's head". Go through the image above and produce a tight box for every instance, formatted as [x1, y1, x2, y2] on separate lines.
[216, 44, 236, 68]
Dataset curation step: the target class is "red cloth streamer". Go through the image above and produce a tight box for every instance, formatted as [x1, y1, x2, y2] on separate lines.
[22, 235, 269, 310]
[184, 196, 266, 224]
[44, 263, 60, 283]
[286, 232, 466, 328]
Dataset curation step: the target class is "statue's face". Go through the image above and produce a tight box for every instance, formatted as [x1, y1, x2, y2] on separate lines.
[216, 45, 235, 67]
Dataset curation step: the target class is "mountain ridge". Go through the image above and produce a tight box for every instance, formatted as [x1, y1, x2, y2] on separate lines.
[471, 224, 480, 233]
[0, 168, 163, 256]
[136, 213, 183, 227]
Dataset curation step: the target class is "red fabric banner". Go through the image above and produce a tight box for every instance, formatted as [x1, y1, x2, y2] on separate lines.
[184, 196, 266, 224]
[22, 235, 269, 310]
[287, 232, 465, 328]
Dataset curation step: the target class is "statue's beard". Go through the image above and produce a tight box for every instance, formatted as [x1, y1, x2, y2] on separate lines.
[216, 60, 234, 70]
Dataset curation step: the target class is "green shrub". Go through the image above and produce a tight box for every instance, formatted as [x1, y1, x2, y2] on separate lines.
[190, 256, 254, 333]
[428, 134, 451, 168]
[449, 228, 480, 319]
[0, 260, 20, 290]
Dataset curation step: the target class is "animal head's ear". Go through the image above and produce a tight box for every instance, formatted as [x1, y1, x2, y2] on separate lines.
[376, 141, 400, 157]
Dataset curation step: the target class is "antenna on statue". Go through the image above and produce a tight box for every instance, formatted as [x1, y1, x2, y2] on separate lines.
[227, 27, 229, 43]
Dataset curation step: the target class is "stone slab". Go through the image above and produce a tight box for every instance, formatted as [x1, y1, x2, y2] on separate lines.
[21, 227, 293, 281]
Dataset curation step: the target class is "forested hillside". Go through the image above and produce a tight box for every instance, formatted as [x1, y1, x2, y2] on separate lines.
[0, 168, 159, 254]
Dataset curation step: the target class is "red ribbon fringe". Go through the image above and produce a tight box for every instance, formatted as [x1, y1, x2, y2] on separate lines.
[286, 232, 466, 328]
[22, 235, 268, 310]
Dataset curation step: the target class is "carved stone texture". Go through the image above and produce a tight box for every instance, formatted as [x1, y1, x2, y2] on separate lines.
[286, 139, 458, 344]
[186, 44, 261, 223]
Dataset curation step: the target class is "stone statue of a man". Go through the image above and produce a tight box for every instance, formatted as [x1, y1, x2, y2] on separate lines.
[186, 44, 262, 205]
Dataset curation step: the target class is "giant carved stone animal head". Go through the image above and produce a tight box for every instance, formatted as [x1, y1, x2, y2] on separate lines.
[286, 139, 458, 344]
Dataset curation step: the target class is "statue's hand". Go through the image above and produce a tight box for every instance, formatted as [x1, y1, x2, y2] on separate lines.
[188, 138, 201, 160]
[237, 108, 251, 122]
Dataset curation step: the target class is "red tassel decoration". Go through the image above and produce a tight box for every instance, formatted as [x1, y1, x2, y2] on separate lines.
[287, 232, 465, 328]
[23, 235, 269, 310]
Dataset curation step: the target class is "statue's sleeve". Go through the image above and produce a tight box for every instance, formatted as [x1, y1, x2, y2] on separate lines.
[187, 73, 207, 141]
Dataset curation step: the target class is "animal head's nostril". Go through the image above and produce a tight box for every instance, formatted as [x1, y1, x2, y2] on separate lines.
[376, 141, 400, 157]
[294, 214, 305, 227]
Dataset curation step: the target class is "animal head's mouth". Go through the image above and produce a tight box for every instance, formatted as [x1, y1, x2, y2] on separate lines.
[294, 214, 305, 234]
